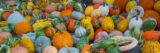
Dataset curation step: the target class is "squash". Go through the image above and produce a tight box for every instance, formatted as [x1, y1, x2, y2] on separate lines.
[95, 27, 103, 36]
[92, 17, 100, 28]
[59, 47, 79, 53]
[66, 6, 74, 12]
[72, 33, 81, 45]
[11, 47, 29, 53]
[110, 30, 123, 36]
[32, 8, 41, 14]
[102, 17, 114, 32]
[127, 6, 144, 19]
[5, 37, 20, 48]
[0, 45, 10, 53]
[72, 11, 85, 20]
[7, 12, 28, 25]
[142, 10, 159, 21]
[93, 0, 104, 4]
[139, 0, 154, 10]
[98, 4, 109, 16]
[85, 6, 94, 16]
[20, 37, 35, 53]
[91, 9, 102, 18]
[67, 19, 77, 32]
[93, 4, 101, 9]
[60, 10, 72, 18]
[94, 31, 108, 43]
[109, 6, 120, 16]
[0, 32, 12, 44]
[154, 1, 160, 13]
[35, 36, 51, 53]
[77, 35, 89, 50]
[15, 21, 32, 37]
[44, 27, 56, 38]
[141, 31, 159, 41]
[104, 0, 115, 4]
[52, 31, 73, 50]
[21, 33, 36, 43]
[112, 15, 122, 28]
[117, 19, 130, 32]
[142, 41, 160, 53]
[142, 18, 157, 31]
[126, 1, 137, 13]
[86, 23, 95, 41]
[128, 27, 141, 40]
[43, 46, 58, 53]
[113, 0, 129, 11]
[75, 25, 86, 38]
[81, 16, 92, 28]
[81, 45, 91, 53]
[129, 17, 143, 29]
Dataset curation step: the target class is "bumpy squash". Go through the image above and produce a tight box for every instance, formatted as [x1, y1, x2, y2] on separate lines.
[81, 16, 92, 28]
[86, 23, 94, 41]
[126, 1, 137, 13]
[102, 17, 114, 32]
[154, 1, 160, 13]
[117, 19, 130, 32]
[142, 41, 160, 53]
[15, 21, 32, 37]
[20, 37, 35, 53]
[85, 6, 94, 16]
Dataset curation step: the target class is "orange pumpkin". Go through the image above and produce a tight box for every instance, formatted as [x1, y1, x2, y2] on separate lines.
[142, 10, 159, 21]
[141, 31, 159, 41]
[52, 31, 73, 50]
[109, 6, 120, 16]
[44, 27, 56, 38]
[95, 27, 103, 36]
[15, 21, 32, 37]
[81, 45, 91, 53]
[67, 19, 77, 32]
[93, 4, 101, 9]
[139, 0, 154, 10]
[60, 10, 72, 18]
[113, 0, 129, 12]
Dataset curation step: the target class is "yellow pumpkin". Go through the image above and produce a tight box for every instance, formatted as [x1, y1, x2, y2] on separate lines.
[20, 37, 35, 53]
[142, 41, 160, 53]
[105, 0, 115, 4]
[86, 23, 94, 41]
[25, 15, 32, 23]
[126, 1, 137, 13]
[154, 1, 160, 13]
[102, 17, 114, 32]
[85, 6, 94, 16]
[117, 19, 130, 32]
[81, 16, 92, 28]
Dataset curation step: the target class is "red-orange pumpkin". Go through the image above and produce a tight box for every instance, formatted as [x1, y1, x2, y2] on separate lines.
[139, 0, 154, 10]
[109, 6, 120, 16]
[141, 31, 159, 41]
[113, 0, 129, 12]
[142, 10, 159, 21]
[67, 19, 77, 32]
[93, 4, 101, 9]
[2, 12, 12, 20]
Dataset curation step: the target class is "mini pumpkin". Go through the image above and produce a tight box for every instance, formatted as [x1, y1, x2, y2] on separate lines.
[139, 0, 154, 10]
[154, 1, 160, 13]
[113, 0, 129, 11]
[141, 31, 159, 41]
[44, 27, 56, 38]
[67, 19, 77, 32]
[142, 10, 159, 21]
[117, 19, 130, 32]
[109, 6, 120, 16]
[102, 17, 114, 32]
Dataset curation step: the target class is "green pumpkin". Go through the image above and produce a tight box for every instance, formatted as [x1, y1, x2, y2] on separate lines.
[143, 18, 156, 31]
[0, 45, 10, 53]
[112, 15, 121, 28]
[35, 36, 51, 53]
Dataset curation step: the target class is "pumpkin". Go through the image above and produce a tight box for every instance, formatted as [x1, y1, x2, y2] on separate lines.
[113, 0, 129, 11]
[98, 4, 109, 16]
[86, 23, 95, 41]
[81, 45, 91, 53]
[72, 11, 85, 20]
[142, 18, 157, 31]
[141, 31, 159, 41]
[129, 17, 143, 29]
[142, 41, 160, 53]
[127, 6, 144, 19]
[11, 47, 29, 53]
[154, 1, 160, 13]
[93, 0, 104, 4]
[67, 19, 77, 32]
[35, 36, 51, 53]
[21, 33, 36, 43]
[109, 6, 120, 16]
[20, 37, 35, 53]
[52, 31, 73, 50]
[44, 27, 56, 38]
[59, 47, 79, 53]
[142, 10, 159, 21]
[66, 6, 74, 12]
[93, 4, 101, 9]
[117, 19, 130, 32]
[75, 25, 86, 38]
[81, 16, 92, 28]
[104, 0, 115, 4]
[43, 46, 58, 53]
[7, 12, 28, 25]
[94, 31, 108, 43]
[60, 10, 72, 18]
[85, 6, 94, 16]
[45, 5, 57, 13]
[0, 32, 12, 44]
[91, 9, 102, 18]
[139, 0, 154, 10]
[110, 30, 123, 36]
[126, 1, 137, 13]
[95, 27, 103, 36]
[102, 17, 114, 32]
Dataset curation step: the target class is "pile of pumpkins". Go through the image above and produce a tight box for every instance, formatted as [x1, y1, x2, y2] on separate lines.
[0, 0, 160, 53]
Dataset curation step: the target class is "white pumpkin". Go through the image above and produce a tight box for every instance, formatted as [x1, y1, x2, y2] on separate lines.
[99, 4, 109, 17]
[127, 6, 144, 19]
[129, 17, 143, 29]
[59, 47, 79, 53]
[91, 9, 102, 18]
[75, 26, 86, 38]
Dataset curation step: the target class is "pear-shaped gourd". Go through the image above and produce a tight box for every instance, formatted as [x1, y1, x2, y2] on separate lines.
[129, 17, 143, 29]
[127, 6, 144, 19]
[99, 4, 109, 16]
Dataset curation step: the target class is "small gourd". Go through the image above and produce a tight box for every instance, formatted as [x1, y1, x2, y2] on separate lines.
[154, 1, 160, 13]
[111, 15, 122, 28]
[67, 19, 77, 32]
[86, 23, 95, 41]
[35, 36, 51, 53]
[94, 31, 108, 43]
[129, 17, 143, 29]
[0, 32, 12, 44]
[85, 6, 94, 16]
[75, 25, 86, 38]
[43, 46, 58, 53]
[142, 18, 157, 31]
[98, 4, 109, 16]
[110, 30, 123, 36]
[109, 6, 120, 16]
[141, 31, 159, 41]
[127, 6, 144, 19]
[91, 9, 102, 18]
[45, 5, 57, 13]
[60, 10, 72, 18]
[11, 47, 29, 53]
[117, 19, 130, 32]
[72, 33, 81, 45]
[104, 0, 115, 4]
[72, 11, 85, 20]
[102, 17, 114, 32]
[59, 47, 79, 53]
[21, 33, 36, 43]
[81, 16, 92, 28]
[126, 1, 137, 13]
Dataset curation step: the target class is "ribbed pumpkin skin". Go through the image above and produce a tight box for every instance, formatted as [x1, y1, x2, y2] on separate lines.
[102, 17, 114, 32]
[52, 31, 73, 50]
[141, 31, 159, 41]
[139, 0, 154, 10]
[142, 10, 159, 21]
[154, 1, 160, 13]
[117, 19, 130, 32]
[113, 0, 129, 11]
[15, 21, 32, 37]
[142, 41, 160, 53]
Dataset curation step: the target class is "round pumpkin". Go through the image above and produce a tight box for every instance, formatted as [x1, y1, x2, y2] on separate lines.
[113, 0, 129, 11]
[154, 1, 160, 13]
[43, 46, 58, 53]
[52, 31, 73, 50]
[139, 0, 154, 10]
[102, 17, 114, 32]
[60, 10, 72, 18]
[0, 32, 12, 44]
[141, 31, 159, 41]
[109, 6, 120, 16]
[11, 47, 29, 53]
[142, 10, 159, 21]
[15, 21, 32, 37]
[44, 27, 56, 38]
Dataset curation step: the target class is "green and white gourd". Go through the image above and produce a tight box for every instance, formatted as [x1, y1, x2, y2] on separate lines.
[143, 18, 157, 31]
[129, 17, 143, 29]
[99, 4, 109, 17]
[75, 25, 86, 38]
